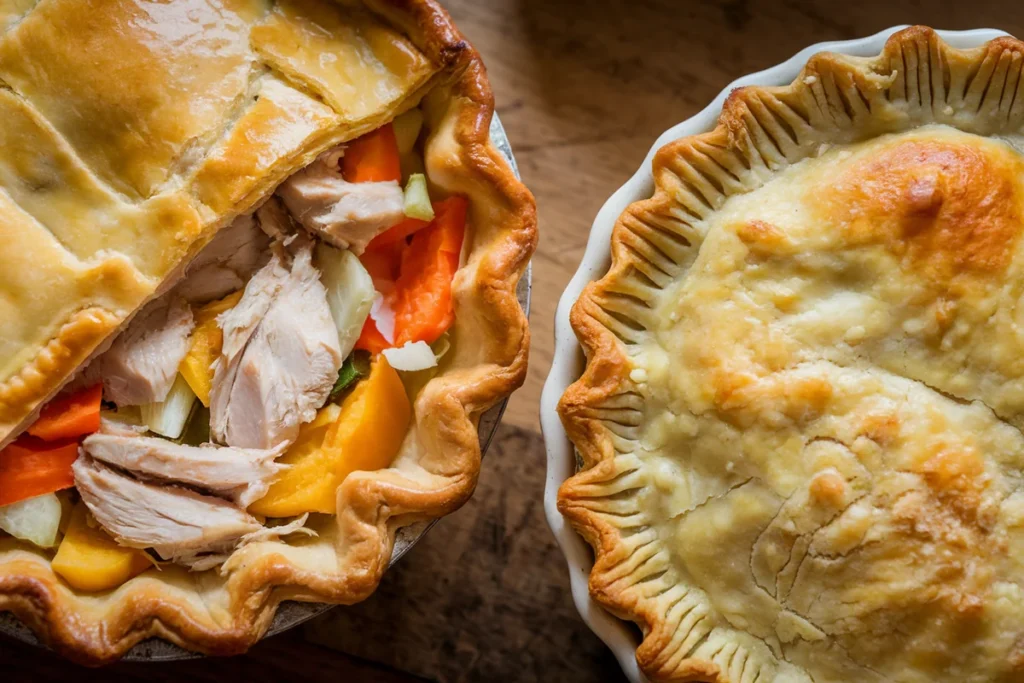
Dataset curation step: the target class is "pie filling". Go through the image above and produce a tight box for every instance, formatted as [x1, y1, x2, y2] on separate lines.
[0, 108, 467, 588]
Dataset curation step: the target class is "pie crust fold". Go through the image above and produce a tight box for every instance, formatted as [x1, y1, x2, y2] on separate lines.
[559, 27, 1024, 683]
[0, 0, 535, 662]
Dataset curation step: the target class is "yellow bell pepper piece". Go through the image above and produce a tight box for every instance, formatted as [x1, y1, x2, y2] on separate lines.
[179, 290, 243, 407]
[51, 502, 151, 592]
[250, 357, 411, 517]
[243, 403, 342, 512]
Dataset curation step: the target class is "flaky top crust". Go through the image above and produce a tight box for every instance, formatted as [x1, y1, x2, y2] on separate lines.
[559, 27, 1024, 683]
[0, 0, 441, 443]
[0, 0, 535, 664]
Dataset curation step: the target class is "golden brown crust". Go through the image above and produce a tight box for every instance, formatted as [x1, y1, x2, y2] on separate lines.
[0, 308, 123, 435]
[559, 27, 1024, 683]
[824, 138, 1023, 284]
[0, 0, 445, 449]
[0, 0, 535, 664]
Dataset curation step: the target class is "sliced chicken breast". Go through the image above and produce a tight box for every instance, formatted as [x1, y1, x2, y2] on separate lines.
[209, 252, 289, 444]
[186, 514, 314, 572]
[101, 296, 195, 406]
[254, 196, 296, 245]
[73, 455, 262, 567]
[61, 357, 104, 396]
[210, 245, 343, 449]
[175, 214, 271, 304]
[82, 433, 284, 507]
[215, 251, 290, 368]
[97, 415, 148, 437]
[277, 150, 404, 254]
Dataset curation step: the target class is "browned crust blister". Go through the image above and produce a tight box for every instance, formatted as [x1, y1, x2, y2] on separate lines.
[557, 27, 1024, 683]
[0, 0, 535, 665]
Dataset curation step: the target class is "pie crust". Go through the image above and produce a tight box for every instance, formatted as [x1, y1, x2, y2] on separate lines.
[0, 0, 535, 663]
[559, 27, 1024, 683]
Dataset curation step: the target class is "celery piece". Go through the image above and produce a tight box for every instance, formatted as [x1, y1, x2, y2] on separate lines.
[140, 374, 197, 440]
[403, 173, 434, 221]
[179, 405, 211, 446]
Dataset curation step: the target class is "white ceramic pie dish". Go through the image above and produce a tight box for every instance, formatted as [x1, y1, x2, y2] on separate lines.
[539, 25, 1012, 683]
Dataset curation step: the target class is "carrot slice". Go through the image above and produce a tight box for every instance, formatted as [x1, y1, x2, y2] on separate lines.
[27, 384, 102, 442]
[0, 437, 79, 507]
[342, 124, 401, 183]
[365, 216, 430, 252]
[391, 196, 467, 346]
[359, 244, 402, 285]
[422, 197, 468, 252]
[355, 196, 468, 351]
[365, 197, 467, 253]
[354, 316, 391, 354]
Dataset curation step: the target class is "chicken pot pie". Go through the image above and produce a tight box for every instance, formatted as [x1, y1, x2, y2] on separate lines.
[559, 27, 1024, 683]
[0, 0, 535, 663]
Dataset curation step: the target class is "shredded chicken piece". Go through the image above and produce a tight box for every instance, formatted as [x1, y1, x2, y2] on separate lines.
[254, 196, 297, 247]
[276, 147, 404, 254]
[193, 514, 316, 573]
[97, 415, 148, 437]
[210, 245, 342, 449]
[175, 214, 270, 304]
[100, 296, 195, 406]
[82, 433, 284, 507]
[73, 456, 263, 568]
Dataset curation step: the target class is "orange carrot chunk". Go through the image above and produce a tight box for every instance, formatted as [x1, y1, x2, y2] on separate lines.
[341, 124, 402, 183]
[365, 197, 467, 253]
[392, 196, 467, 346]
[0, 437, 79, 507]
[354, 316, 391, 355]
[27, 384, 103, 442]
[355, 196, 468, 353]
[365, 216, 430, 252]
[359, 243, 403, 286]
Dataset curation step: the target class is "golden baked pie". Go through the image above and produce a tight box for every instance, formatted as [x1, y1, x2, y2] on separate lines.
[0, 0, 535, 663]
[559, 27, 1024, 683]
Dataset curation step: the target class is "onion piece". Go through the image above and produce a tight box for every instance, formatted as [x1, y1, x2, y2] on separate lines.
[382, 341, 438, 372]
[0, 493, 62, 548]
[431, 332, 451, 362]
[403, 173, 434, 221]
[393, 108, 424, 155]
[370, 291, 396, 344]
[315, 243, 375, 359]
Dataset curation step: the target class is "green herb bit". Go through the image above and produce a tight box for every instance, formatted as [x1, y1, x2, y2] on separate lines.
[330, 350, 372, 400]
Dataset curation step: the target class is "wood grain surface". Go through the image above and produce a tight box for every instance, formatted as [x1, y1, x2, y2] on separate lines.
[8, 2, 1024, 682]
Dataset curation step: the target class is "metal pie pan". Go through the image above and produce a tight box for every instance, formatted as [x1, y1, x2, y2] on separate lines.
[0, 113, 528, 661]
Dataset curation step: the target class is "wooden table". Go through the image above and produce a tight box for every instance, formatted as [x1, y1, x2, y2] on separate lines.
[7, 2, 1024, 681]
